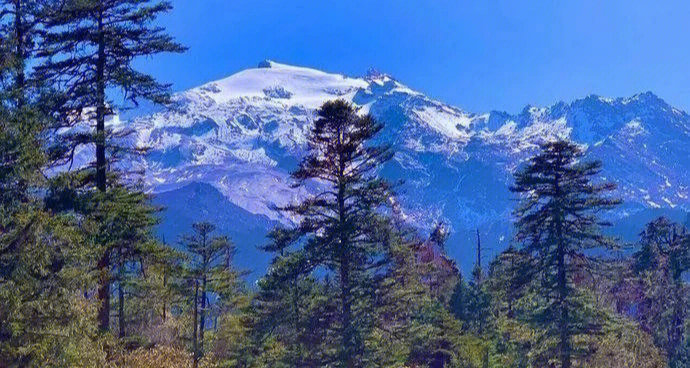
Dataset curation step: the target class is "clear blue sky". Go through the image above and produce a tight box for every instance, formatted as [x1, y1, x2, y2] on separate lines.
[142, 0, 690, 114]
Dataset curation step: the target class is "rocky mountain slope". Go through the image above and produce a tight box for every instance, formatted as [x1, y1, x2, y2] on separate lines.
[69, 60, 690, 275]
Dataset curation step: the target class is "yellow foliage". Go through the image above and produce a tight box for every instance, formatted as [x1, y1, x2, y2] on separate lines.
[585, 318, 666, 368]
[107, 345, 218, 368]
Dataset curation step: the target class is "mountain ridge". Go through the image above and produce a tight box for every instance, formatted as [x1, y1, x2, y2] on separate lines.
[62, 60, 690, 273]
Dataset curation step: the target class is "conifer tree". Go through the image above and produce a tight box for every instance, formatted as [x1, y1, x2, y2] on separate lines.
[472, 229, 484, 283]
[510, 140, 620, 368]
[0, 0, 58, 201]
[139, 242, 186, 328]
[371, 224, 485, 368]
[254, 227, 338, 366]
[486, 244, 531, 320]
[271, 99, 394, 366]
[36, 0, 185, 331]
[0, 0, 55, 104]
[632, 217, 690, 366]
[78, 182, 163, 336]
[180, 221, 238, 367]
[417, 222, 459, 305]
[0, 3, 101, 364]
[449, 230, 491, 336]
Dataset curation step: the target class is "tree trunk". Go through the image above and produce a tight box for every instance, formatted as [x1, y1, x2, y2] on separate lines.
[193, 279, 199, 368]
[557, 241, 570, 368]
[199, 275, 206, 357]
[336, 122, 355, 367]
[118, 246, 125, 338]
[118, 280, 124, 337]
[95, 6, 110, 332]
[97, 252, 110, 331]
[554, 174, 571, 368]
[162, 272, 167, 321]
[670, 280, 685, 360]
[13, 0, 25, 106]
[340, 252, 353, 367]
[95, 7, 107, 193]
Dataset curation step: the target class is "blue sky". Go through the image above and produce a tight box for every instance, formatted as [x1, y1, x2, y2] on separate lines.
[143, 0, 690, 113]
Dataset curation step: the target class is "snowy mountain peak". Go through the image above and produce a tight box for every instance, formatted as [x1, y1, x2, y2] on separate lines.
[257, 59, 275, 68]
[366, 67, 386, 79]
[626, 90, 664, 104]
[56, 61, 690, 275]
[80, 62, 690, 274]
[179, 61, 368, 110]
[363, 67, 399, 84]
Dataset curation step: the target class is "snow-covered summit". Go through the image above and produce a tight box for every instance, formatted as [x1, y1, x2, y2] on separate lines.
[179, 60, 368, 109]
[59, 61, 688, 273]
[121, 62, 690, 225]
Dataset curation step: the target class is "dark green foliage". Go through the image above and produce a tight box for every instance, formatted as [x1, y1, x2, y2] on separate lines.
[0, 0, 58, 204]
[367, 223, 486, 368]
[0, 4, 101, 364]
[179, 221, 242, 366]
[451, 229, 492, 336]
[260, 99, 394, 367]
[634, 217, 690, 281]
[450, 275, 491, 335]
[0, 0, 57, 104]
[34, 0, 184, 331]
[253, 258, 338, 366]
[485, 245, 532, 320]
[631, 217, 690, 366]
[510, 140, 620, 368]
[0, 206, 102, 367]
[35, 0, 185, 190]
[88, 185, 166, 338]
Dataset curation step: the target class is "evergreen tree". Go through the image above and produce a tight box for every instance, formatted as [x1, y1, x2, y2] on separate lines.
[632, 217, 690, 366]
[0, 3, 102, 365]
[36, 0, 185, 331]
[256, 264, 338, 366]
[0, 0, 56, 104]
[372, 224, 480, 368]
[482, 246, 535, 367]
[485, 244, 532, 320]
[0, 0, 59, 205]
[510, 140, 620, 368]
[253, 227, 339, 367]
[179, 221, 238, 367]
[472, 229, 484, 283]
[450, 274, 491, 336]
[78, 182, 164, 337]
[269, 99, 394, 366]
[138, 242, 187, 332]
[450, 230, 491, 336]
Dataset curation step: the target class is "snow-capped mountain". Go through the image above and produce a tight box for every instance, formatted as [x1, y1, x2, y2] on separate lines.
[87, 60, 690, 275]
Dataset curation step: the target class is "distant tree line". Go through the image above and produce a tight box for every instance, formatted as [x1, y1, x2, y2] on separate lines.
[0, 1, 688, 367]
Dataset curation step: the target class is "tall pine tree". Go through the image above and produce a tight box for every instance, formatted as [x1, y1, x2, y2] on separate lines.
[271, 99, 393, 367]
[0, 3, 108, 365]
[36, 0, 185, 331]
[510, 140, 620, 368]
[179, 221, 238, 367]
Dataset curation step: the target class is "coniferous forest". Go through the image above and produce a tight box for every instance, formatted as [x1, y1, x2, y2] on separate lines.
[0, 1, 688, 368]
